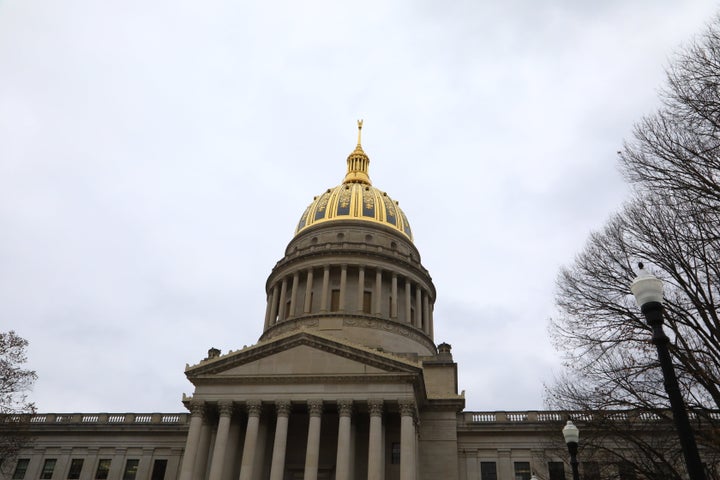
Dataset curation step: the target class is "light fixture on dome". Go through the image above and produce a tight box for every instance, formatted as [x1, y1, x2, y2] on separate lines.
[562, 420, 580, 480]
[630, 263, 706, 480]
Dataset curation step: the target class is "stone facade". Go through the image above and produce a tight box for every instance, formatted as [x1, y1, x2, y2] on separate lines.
[2, 128, 710, 480]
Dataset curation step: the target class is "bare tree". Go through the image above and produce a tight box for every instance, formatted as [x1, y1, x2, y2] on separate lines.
[549, 14, 720, 480]
[0, 331, 37, 473]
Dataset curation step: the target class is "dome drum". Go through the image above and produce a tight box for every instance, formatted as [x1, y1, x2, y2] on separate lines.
[261, 260, 436, 356]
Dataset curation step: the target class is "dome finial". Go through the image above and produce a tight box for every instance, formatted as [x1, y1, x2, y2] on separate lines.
[343, 119, 371, 185]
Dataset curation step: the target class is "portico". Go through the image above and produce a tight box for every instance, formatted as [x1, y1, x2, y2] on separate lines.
[178, 396, 418, 480]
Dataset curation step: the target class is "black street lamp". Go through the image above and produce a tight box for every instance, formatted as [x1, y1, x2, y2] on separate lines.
[562, 420, 580, 480]
[631, 264, 707, 480]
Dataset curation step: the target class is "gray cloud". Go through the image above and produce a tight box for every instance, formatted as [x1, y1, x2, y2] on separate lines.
[0, 0, 716, 412]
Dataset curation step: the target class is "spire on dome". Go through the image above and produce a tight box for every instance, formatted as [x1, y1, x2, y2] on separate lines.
[343, 119, 372, 185]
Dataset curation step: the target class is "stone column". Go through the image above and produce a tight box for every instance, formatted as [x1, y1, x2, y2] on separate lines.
[422, 294, 430, 335]
[415, 288, 422, 329]
[304, 268, 314, 313]
[269, 285, 279, 325]
[222, 416, 242, 480]
[193, 417, 212, 479]
[357, 267, 365, 312]
[405, 280, 412, 324]
[335, 400, 353, 480]
[278, 277, 288, 321]
[179, 400, 205, 480]
[339, 264, 347, 311]
[320, 265, 330, 312]
[264, 292, 272, 329]
[391, 274, 398, 318]
[367, 400, 384, 480]
[374, 268, 382, 315]
[208, 401, 234, 480]
[269, 401, 292, 480]
[399, 400, 416, 480]
[289, 272, 299, 318]
[429, 303, 434, 338]
[304, 400, 323, 480]
[238, 401, 262, 480]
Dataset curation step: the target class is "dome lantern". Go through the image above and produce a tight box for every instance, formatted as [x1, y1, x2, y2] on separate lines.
[342, 119, 372, 185]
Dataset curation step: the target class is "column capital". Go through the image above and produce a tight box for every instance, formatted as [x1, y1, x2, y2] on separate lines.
[188, 400, 206, 417]
[217, 400, 234, 417]
[368, 399, 383, 417]
[337, 400, 353, 417]
[246, 400, 263, 417]
[398, 399, 416, 418]
[275, 400, 292, 417]
[308, 400, 324, 417]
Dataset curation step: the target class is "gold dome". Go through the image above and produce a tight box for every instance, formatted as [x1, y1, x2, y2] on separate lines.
[295, 121, 413, 241]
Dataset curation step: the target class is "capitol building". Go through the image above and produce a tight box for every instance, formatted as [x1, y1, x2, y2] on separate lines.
[3, 125, 670, 480]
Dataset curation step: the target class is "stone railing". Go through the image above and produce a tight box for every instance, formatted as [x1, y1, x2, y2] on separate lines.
[463, 410, 720, 424]
[10, 413, 189, 425]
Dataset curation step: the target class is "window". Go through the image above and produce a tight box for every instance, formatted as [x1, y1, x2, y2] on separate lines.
[122, 459, 139, 480]
[12, 459, 29, 479]
[481, 462, 497, 480]
[67, 459, 84, 479]
[150, 459, 168, 480]
[514, 462, 531, 480]
[583, 462, 600, 480]
[40, 459, 57, 479]
[330, 289, 340, 311]
[363, 291, 372, 313]
[391, 442, 401, 464]
[548, 462, 565, 480]
[95, 459, 111, 480]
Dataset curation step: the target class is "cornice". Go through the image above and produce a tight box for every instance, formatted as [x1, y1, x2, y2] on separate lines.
[190, 372, 421, 386]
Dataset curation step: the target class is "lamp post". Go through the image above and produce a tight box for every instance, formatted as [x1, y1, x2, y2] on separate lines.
[630, 263, 706, 480]
[562, 420, 580, 480]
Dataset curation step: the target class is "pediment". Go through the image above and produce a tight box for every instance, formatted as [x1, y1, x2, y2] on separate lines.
[185, 331, 422, 380]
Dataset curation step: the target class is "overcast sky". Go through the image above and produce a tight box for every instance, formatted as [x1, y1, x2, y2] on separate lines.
[1, 0, 718, 414]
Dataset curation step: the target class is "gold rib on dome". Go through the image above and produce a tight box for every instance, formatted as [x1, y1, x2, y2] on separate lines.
[294, 121, 414, 241]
